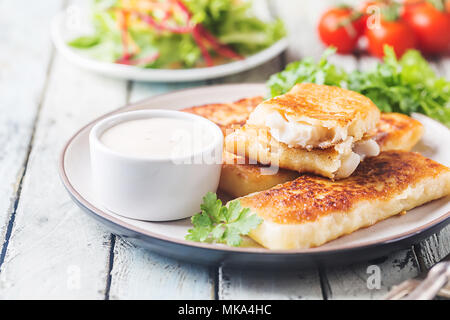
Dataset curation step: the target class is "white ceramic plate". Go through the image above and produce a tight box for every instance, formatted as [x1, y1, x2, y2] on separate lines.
[59, 84, 450, 268]
[50, 9, 288, 82]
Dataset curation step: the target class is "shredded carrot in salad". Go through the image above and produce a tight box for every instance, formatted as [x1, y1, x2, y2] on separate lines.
[68, 0, 285, 68]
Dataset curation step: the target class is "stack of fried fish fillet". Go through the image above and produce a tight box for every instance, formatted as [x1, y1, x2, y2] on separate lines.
[184, 84, 450, 249]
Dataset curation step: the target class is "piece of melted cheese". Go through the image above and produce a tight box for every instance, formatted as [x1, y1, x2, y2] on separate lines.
[237, 151, 450, 249]
[182, 95, 424, 197]
[224, 125, 380, 179]
[227, 83, 381, 178]
[247, 83, 381, 149]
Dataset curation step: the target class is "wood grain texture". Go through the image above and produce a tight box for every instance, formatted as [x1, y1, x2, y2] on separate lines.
[0, 53, 128, 299]
[413, 57, 450, 270]
[440, 57, 450, 76]
[273, 0, 360, 62]
[0, 0, 63, 261]
[318, 55, 422, 299]
[209, 58, 325, 300]
[208, 56, 283, 84]
[275, 0, 327, 61]
[111, 57, 294, 300]
[323, 249, 420, 299]
[358, 56, 379, 72]
[414, 225, 450, 270]
[219, 267, 323, 300]
[107, 80, 216, 300]
[0, 0, 448, 301]
[321, 55, 450, 301]
[312, 52, 422, 301]
[108, 238, 215, 300]
[129, 81, 205, 104]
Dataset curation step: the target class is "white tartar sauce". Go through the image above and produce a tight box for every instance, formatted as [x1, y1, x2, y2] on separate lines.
[100, 117, 213, 158]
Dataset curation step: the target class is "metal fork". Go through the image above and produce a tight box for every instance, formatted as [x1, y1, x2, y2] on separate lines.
[385, 257, 450, 300]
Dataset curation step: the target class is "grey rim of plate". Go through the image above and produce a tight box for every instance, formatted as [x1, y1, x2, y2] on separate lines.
[58, 84, 450, 268]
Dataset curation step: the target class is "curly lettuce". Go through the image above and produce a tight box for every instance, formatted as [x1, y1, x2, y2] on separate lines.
[68, 0, 285, 68]
[266, 46, 450, 127]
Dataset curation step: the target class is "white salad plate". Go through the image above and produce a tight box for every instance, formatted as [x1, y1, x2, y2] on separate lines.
[59, 84, 450, 268]
[50, 9, 288, 82]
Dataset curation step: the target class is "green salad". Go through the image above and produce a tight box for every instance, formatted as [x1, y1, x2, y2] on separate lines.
[69, 0, 285, 68]
[267, 46, 450, 127]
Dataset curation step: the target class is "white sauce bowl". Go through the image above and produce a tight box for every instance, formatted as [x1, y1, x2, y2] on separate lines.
[89, 110, 223, 221]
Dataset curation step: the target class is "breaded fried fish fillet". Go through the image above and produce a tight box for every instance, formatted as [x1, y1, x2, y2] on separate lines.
[220, 152, 299, 198]
[374, 112, 424, 151]
[226, 84, 382, 179]
[183, 96, 262, 134]
[182, 96, 424, 198]
[225, 124, 380, 179]
[237, 151, 450, 249]
[182, 96, 423, 153]
[225, 125, 348, 178]
[247, 83, 380, 149]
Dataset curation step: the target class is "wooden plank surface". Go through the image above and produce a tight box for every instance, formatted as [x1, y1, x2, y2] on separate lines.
[296, 53, 423, 300]
[108, 238, 215, 300]
[274, 0, 446, 299]
[414, 225, 450, 270]
[0, 0, 63, 268]
[209, 57, 324, 300]
[107, 80, 215, 300]
[0, 51, 128, 298]
[219, 267, 323, 300]
[0, 0, 448, 300]
[108, 57, 287, 300]
[412, 57, 450, 270]
[323, 249, 420, 299]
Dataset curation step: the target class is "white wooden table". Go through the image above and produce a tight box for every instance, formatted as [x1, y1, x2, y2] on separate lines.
[0, 0, 449, 299]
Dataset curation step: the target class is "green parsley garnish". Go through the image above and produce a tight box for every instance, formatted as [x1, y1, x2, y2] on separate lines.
[266, 45, 450, 127]
[266, 47, 348, 98]
[185, 192, 262, 247]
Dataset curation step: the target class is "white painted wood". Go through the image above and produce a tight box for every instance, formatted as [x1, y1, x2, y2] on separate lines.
[108, 80, 216, 300]
[415, 225, 450, 270]
[108, 238, 214, 300]
[209, 57, 324, 300]
[323, 55, 449, 300]
[274, 0, 363, 66]
[324, 249, 420, 300]
[322, 53, 427, 301]
[358, 56, 379, 72]
[327, 54, 359, 73]
[109, 57, 300, 300]
[0, 0, 63, 253]
[413, 57, 450, 269]
[209, 57, 283, 84]
[0, 53, 128, 299]
[219, 267, 323, 300]
[129, 81, 206, 104]
[0, 0, 447, 300]
[274, 0, 328, 61]
[440, 57, 450, 77]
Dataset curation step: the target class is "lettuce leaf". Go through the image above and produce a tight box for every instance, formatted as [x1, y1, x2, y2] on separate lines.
[349, 46, 450, 126]
[266, 46, 450, 127]
[266, 47, 348, 98]
[68, 0, 285, 68]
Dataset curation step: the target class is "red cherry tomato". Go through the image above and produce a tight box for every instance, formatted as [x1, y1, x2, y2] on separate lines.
[365, 18, 417, 58]
[402, 2, 450, 54]
[318, 7, 363, 53]
[357, 1, 388, 32]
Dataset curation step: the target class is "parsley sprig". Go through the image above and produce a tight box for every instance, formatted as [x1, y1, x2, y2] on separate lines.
[185, 192, 262, 247]
[266, 46, 450, 127]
